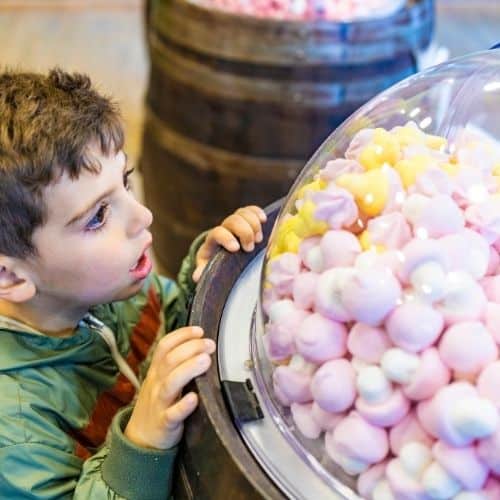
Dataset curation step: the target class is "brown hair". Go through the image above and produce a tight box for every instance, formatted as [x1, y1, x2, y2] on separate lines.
[0, 68, 124, 258]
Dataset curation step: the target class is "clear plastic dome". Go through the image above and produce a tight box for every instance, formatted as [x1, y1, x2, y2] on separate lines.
[255, 50, 500, 498]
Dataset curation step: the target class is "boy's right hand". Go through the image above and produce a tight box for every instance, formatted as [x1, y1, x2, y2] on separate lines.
[124, 326, 215, 450]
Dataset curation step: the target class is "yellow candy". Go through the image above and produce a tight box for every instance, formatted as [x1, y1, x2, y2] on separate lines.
[296, 178, 327, 200]
[425, 134, 447, 150]
[393, 125, 424, 148]
[393, 124, 447, 151]
[394, 155, 432, 188]
[441, 162, 461, 177]
[336, 170, 389, 217]
[492, 163, 500, 177]
[359, 128, 401, 170]
[359, 230, 386, 253]
[269, 200, 328, 258]
[282, 231, 302, 254]
[296, 200, 329, 237]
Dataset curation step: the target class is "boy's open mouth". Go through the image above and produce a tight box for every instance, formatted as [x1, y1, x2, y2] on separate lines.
[129, 246, 153, 280]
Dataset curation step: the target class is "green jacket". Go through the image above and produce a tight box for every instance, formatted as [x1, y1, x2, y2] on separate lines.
[0, 235, 204, 499]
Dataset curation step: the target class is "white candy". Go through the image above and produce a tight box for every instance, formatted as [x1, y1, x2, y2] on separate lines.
[304, 245, 324, 273]
[288, 354, 316, 375]
[355, 250, 379, 270]
[410, 261, 447, 302]
[399, 441, 433, 478]
[327, 441, 369, 475]
[315, 267, 356, 322]
[450, 397, 499, 441]
[268, 299, 295, 323]
[440, 230, 490, 279]
[381, 348, 421, 385]
[372, 480, 395, 500]
[357, 366, 392, 404]
[351, 357, 371, 373]
[422, 461, 462, 499]
[439, 271, 486, 322]
[402, 193, 429, 226]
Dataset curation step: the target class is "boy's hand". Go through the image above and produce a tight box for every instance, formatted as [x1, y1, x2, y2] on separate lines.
[124, 326, 215, 450]
[192, 205, 267, 282]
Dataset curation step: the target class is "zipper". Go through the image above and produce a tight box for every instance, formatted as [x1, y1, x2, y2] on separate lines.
[81, 314, 140, 390]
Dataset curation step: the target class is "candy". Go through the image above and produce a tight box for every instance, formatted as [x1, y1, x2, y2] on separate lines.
[194, 0, 405, 21]
[433, 441, 489, 491]
[295, 313, 348, 363]
[311, 359, 356, 412]
[312, 185, 359, 229]
[438, 322, 498, 375]
[347, 323, 392, 364]
[417, 382, 498, 447]
[263, 123, 500, 497]
[320, 230, 361, 268]
[341, 268, 402, 326]
[386, 302, 444, 352]
[325, 412, 389, 474]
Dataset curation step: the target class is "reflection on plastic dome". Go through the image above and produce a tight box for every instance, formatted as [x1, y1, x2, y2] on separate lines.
[256, 50, 500, 498]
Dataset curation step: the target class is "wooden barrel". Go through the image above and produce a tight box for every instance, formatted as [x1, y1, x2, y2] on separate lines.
[141, 0, 435, 275]
[175, 202, 283, 499]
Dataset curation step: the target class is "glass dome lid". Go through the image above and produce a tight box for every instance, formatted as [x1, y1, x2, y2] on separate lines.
[256, 50, 500, 499]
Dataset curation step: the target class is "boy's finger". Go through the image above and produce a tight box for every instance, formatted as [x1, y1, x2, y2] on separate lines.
[221, 214, 255, 251]
[235, 207, 263, 237]
[192, 263, 205, 283]
[161, 338, 215, 375]
[210, 225, 240, 252]
[246, 205, 267, 222]
[162, 353, 212, 401]
[151, 326, 204, 366]
[163, 392, 199, 428]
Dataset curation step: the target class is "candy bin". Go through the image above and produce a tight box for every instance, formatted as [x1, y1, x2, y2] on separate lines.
[177, 49, 500, 499]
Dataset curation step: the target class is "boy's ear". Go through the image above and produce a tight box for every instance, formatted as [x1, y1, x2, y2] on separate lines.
[0, 257, 37, 303]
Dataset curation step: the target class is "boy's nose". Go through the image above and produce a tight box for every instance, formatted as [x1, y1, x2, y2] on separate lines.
[128, 198, 153, 238]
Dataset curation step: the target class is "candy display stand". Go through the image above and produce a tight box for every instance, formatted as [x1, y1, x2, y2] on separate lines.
[175, 49, 500, 499]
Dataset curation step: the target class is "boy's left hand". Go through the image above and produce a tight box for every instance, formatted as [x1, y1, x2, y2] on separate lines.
[192, 205, 267, 282]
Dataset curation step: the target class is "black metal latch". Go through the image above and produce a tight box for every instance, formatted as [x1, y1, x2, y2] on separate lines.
[221, 379, 264, 424]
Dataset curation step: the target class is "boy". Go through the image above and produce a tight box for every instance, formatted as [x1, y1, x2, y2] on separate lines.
[0, 68, 266, 498]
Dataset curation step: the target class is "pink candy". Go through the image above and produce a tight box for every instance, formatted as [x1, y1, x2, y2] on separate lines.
[312, 186, 358, 230]
[389, 412, 434, 455]
[347, 323, 392, 364]
[266, 252, 301, 295]
[366, 212, 412, 250]
[320, 230, 361, 267]
[195, 0, 404, 20]
[295, 313, 347, 363]
[292, 271, 318, 310]
[386, 301, 444, 353]
[263, 125, 500, 497]
[311, 359, 356, 412]
[325, 412, 389, 474]
[355, 389, 410, 428]
[433, 442, 489, 491]
[341, 268, 402, 326]
[439, 322, 498, 375]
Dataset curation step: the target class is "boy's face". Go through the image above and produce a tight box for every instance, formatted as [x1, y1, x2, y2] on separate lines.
[25, 147, 153, 309]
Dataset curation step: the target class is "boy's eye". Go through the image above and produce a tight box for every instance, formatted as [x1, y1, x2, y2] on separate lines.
[124, 168, 135, 190]
[86, 203, 109, 231]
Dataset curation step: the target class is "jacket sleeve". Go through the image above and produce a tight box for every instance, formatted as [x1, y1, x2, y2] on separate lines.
[0, 407, 174, 500]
